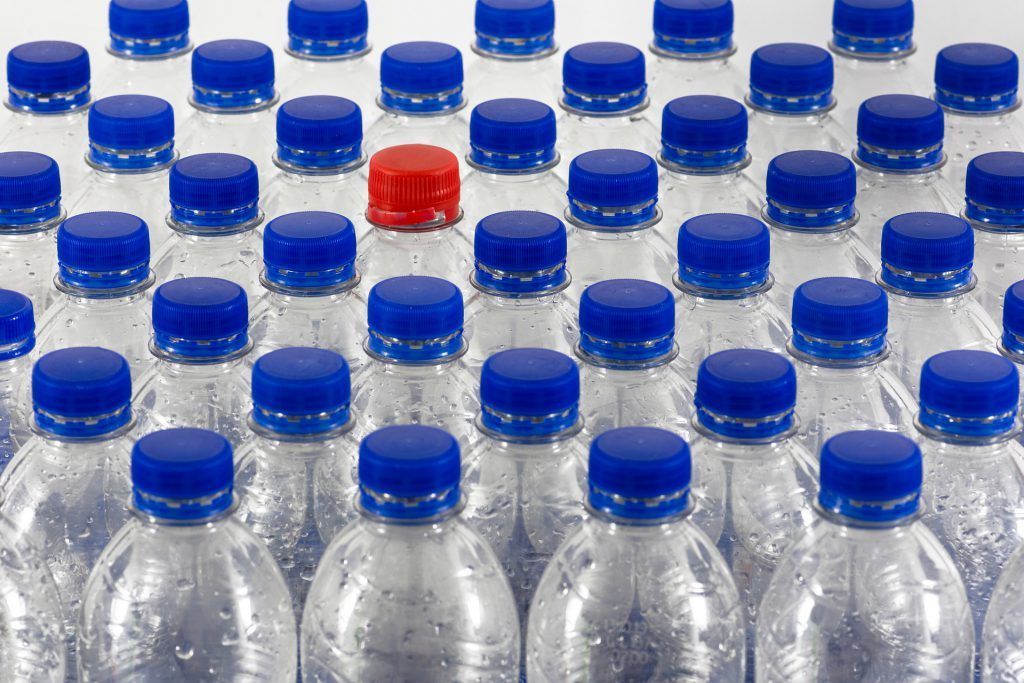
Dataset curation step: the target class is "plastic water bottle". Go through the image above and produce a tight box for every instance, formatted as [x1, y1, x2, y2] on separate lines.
[648, 0, 744, 114]
[463, 211, 577, 372]
[0, 289, 34, 469]
[557, 42, 660, 167]
[354, 276, 478, 449]
[673, 213, 790, 374]
[917, 350, 1024, 676]
[854, 94, 958, 256]
[881, 212, 999, 395]
[790, 277, 917, 457]
[982, 530, 1024, 680]
[152, 153, 263, 303]
[0, 41, 91, 195]
[302, 425, 520, 681]
[176, 40, 279, 177]
[134, 277, 253, 447]
[0, 347, 134, 677]
[756, 430, 974, 682]
[762, 150, 875, 315]
[261, 96, 367, 224]
[566, 149, 675, 300]
[78, 428, 298, 681]
[249, 211, 366, 367]
[235, 347, 358, 619]
[68, 95, 176, 249]
[35, 212, 154, 378]
[657, 95, 760, 247]
[465, 0, 560, 108]
[691, 348, 817, 678]
[276, 0, 377, 119]
[745, 43, 848, 190]
[356, 144, 472, 293]
[527, 426, 746, 682]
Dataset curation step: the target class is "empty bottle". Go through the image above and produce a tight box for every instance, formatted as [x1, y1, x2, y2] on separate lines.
[757, 430, 974, 682]
[0, 347, 134, 677]
[302, 425, 520, 681]
[674, 213, 790, 374]
[134, 277, 253, 447]
[0, 289, 33, 469]
[527, 426, 746, 682]
[78, 428, 298, 682]
[236, 347, 358, 619]
[790, 276, 916, 456]
[881, 212, 999, 395]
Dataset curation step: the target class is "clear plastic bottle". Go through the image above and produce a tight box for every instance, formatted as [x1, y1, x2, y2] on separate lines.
[465, 0, 560, 109]
[527, 426, 746, 682]
[235, 348, 359, 620]
[673, 213, 790, 374]
[790, 277, 917, 457]
[881, 212, 999, 396]
[647, 0, 745, 113]
[0, 289, 34, 469]
[302, 425, 520, 681]
[854, 94, 958, 257]
[463, 211, 577, 373]
[566, 149, 675, 301]
[353, 276, 478, 450]
[745, 44, 849, 191]
[35, 212, 154, 379]
[757, 430, 974, 682]
[152, 153, 263, 304]
[78, 428, 297, 682]
[67, 95, 177, 250]
[690, 349, 817, 678]
[134, 277, 254, 447]
[249, 211, 366, 370]
[176, 40, 279, 178]
[761, 150, 876, 316]
[0, 347, 134, 677]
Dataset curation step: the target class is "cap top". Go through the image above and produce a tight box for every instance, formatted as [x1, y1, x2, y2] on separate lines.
[880, 212, 973, 293]
[562, 42, 647, 114]
[935, 43, 1019, 113]
[276, 95, 362, 170]
[57, 211, 150, 290]
[263, 211, 357, 289]
[579, 279, 675, 361]
[919, 350, 1018, 436]
[765, 150, 857, 228]
[288, 0, 368, 58]
[677, 213, 770, 291]
[792, 277, 888, 360]
[191, 39, 275, 110]
[367, 144, 460, 228]
[469, 98, 557, 171]
[7, 41, 91, 112]
[152, 277, 249, 358]
[132, 428, 234, 520]
[109, 0, 190, 57]
[0, 289, 34, 359]
[480, 348, 579, 436]
[0, 151, 62, 225]
[473, 210, 567, 293]
[32, 347, 132, 437]
[652, 0, 734, 57]
[748, 43, 833, 113]
[589, 427, 691, 520]
[379, 41, 463, 113]
[819, 430, 921, 522]
[367, 276, 464, 361]
[169, 153, 260, 228]
[856, 94, 944, 170]
[252, 347, 351, 434]
[696, 349, 796, 438]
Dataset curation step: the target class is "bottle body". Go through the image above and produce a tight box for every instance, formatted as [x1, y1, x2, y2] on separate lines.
[856, 167, 958, 259]
[277, 53, 377, 122]
[460, 170, 566, 243]
[94, 52, 192, 119]
[0, 355, 32, 469]
[981, 542, 1024, 681]
[68, 168, 174, 249]
[463, 291, 577, 373]
[363, 111, 470, 175]
[675, 291, 790, 375]
[0, 227, 59, 313]
[0, 110, 89, 194]
[466, 54, 560, 110]
[152, 229, 263, 305]
[658, 170, 761, 248]
[648, 54, 745, 114]
[355, 225, 472, 295]
[746, 111, 848, 191]
[832, 54, 920, 134]
[568, 225, 676, 301]
[557, 109, 660, 173]
[944, 111, 1024, 194]
[177, 108, 278, 179]
[580, 359, 693, 441]
[261, 169, 368, 236]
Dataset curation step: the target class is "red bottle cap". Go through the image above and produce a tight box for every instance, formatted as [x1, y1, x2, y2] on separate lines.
[366, 144, 461, 229]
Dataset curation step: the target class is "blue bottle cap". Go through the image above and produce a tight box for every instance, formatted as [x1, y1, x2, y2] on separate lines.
[132, 428, 234, 520]
[567, 149, 659, 228]
[919, 350, 1018, 437]
[880, 212, 973, 294]
[379, 42, 464, 114]
[792, 277, 888, 360]
[57, 212, 151, 291]
[152, 277, 249, 358]
[475, 0, 555, 57]
[7, 41, 91, 113]
[0, 152, 62, 228]
[469, 98, 557, 172]
[88, 95, 175, 171]
[966, 152, 1024, 227]
[856, 94, 944, 171]
[262, 211, 357, 290]
[661, 95, 747, 171]
[367, 276, 464, 362]
[935, 43, 1019, 114]
[109, 0, 191, 58]
[32, 347, 132, 438]
[676, 213, 769, 291]
[831, 0, 914, 57]
[819, 430, 921, 523]
[1003, 281, 1024, 356]
[0, 289, 35, 361]
[473, 210, 567, 294]
[252, 347, 351, 435]
[652, 0, 734, 58]
[589, 427, 691, 520]
[190, 39, 276, 111]
[480, 348, 579, 437]
[579, 279, 675, 363]
[358, 425, 461, 520]
[695, 349, 796, 439]
[748, 43, 834, 114]
[561, 42, 647, 114]
[169, 153, 260, 230]
[288, 0, 369, 59]
[765, 151, 857, 230]
[276, 96, 363, 171]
